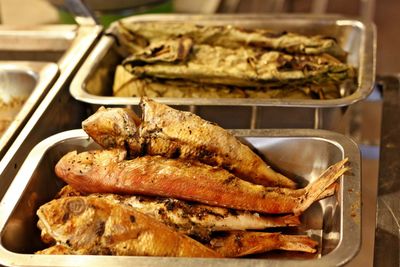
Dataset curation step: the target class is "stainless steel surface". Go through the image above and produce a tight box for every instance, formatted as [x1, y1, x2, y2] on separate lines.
[0, 128, 360, 266]
[0, 61, 58, 159]
[374, 75, 400, 266]
[0, 25, 102, 200]
[0, 25, 77, 62]
[70, 14, 376, 130]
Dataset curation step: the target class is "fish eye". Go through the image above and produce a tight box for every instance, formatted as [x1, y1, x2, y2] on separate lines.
[65, 199, 86, 215]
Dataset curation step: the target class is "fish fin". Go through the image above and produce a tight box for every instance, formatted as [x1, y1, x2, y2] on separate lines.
[279, 234, 318, 253]
[294, 158, 349, 215]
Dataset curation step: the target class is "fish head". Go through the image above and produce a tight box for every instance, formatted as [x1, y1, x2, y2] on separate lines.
[82, 106, 141, 155]
[37, 197, 89, 244]
[37, 197, 108, 250]
[55, 148, 127, 193]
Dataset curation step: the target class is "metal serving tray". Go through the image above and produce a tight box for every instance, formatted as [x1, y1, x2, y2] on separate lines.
[0, 24, 102, 200]
[0, 129, 361, 267]
[70, 14, 376, 130]
[0, 61, 58, 159]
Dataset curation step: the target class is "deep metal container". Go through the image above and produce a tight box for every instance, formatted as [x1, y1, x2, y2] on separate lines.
[70, 14, 376, 130]
[0, 61, 58, 159]
[0, 128, 360, 266]
[0, 24, 102, 200]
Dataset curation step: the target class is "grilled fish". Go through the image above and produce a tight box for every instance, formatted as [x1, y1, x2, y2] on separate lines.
[36, 195, 221, 257]
[113, 65, 340, 99]
[56, 185, 300, 240]
[55, 148, 348, 214]
[83, 99, 296, 188]
[115, 21, 347, 60]
[207, 231, 318, 257]
[79, 106, 141, 157]
[122, 41, 354, 88]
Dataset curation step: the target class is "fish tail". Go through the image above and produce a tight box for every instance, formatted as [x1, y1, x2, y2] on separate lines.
[317, 182, 339, 201]
[294, 158, 349, 215]
[278, 234, 318, 253]
[280, 214, 301, 226]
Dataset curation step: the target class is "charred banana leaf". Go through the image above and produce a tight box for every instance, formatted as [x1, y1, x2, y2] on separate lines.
[122, 41, 354, 88]
[115, 21, 347, 61]
[113, 65, 341, 99]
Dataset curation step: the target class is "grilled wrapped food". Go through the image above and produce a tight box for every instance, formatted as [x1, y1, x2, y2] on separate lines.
[113, 65, 341, 99]
[112, 21, 355, 100]
[115, 21, 348, 60]
[122, 39, 354, 88]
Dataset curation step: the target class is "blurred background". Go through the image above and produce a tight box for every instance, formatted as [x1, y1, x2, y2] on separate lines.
[0, 0, 397, 74]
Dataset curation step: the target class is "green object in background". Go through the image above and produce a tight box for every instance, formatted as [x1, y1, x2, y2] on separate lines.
[58, 0, 173, 26]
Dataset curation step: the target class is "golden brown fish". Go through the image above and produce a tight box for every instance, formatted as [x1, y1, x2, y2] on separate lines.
[207, 231, 318, 257]
[36, 195, 221, 257]
[55, 148, 348, 215]
[56, 185, 300, 240]
[82, 98, 296, 188]
[80, 106, 141, 157]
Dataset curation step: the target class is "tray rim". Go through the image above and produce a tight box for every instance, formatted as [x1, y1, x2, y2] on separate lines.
[70, 13, 376, 108]
[0, 128, 361, 267]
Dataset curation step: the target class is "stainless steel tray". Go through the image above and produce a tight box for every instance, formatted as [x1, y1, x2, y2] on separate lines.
[70, 14, 376, 130]
[0, 61, 58, 159]
[0, 129, 361, 266]
[0, 24, 102, 200]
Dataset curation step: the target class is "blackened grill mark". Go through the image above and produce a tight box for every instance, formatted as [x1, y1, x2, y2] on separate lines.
[140, 142, 149, 156]
[222, 176, 235, 185]
[62, 212, 69, 223]
[277, 60, 295, 71]
[228, 208, 239, 216]
[165, 200, 177, 211]
[234, 233, 244, 248]
[151, 45, 166, 56]
[129, 215, 136, 223]
[198, 148, 216, 161]
[221, 163, 234, 172]
[195, 208, 225, 220]
[171, 147, 181, 158]
[158, 209, 166, 216]
[263, 30, 287, 38]
[95, 221, 105, 236]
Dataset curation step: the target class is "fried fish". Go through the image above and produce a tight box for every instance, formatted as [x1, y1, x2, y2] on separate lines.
[56, 185, 301, 240]
[36, 196, 221, 257]
[55, 148, 348, 214]
[208, 231, 318, 257]
[82, 99, 296, 188]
